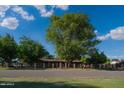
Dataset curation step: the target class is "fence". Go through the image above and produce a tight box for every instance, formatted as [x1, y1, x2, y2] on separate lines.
[11, 59, 124, 70]
[97, 63, 124, 70]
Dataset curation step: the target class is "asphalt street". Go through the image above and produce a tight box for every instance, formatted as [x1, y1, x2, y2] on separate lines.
[0, 69, 124, 78]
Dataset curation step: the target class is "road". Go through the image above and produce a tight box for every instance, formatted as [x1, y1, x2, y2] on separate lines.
[0, 69, 124, 78]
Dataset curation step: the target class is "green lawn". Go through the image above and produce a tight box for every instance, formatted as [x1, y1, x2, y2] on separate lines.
[0, 77, 124, 88]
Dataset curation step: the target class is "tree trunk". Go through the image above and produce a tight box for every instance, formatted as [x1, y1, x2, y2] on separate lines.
[43, 62, 45, 69]
[5, 59, 11, 68]
[59, 62, 62, 68]
[73, 63, 75, 68]
[51, 62, 53, 68]
[65, 62, 67, 68]
[34, 63, 37, 69]
[1, 62, 4, 67]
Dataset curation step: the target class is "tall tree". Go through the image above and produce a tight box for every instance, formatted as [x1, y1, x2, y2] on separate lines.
[46, 13, 100, 62]
[18, 36, 49, 66]
[0, 34, 17, 67]
[87, 50, 108, 64]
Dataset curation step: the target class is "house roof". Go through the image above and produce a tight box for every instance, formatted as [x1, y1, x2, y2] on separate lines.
[40, 59, 81, 62]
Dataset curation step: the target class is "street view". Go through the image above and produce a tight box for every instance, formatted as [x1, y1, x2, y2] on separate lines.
[0, 5, 124, 88]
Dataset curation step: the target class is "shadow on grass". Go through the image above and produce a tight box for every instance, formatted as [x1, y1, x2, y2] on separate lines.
[0, 81, 99, 88]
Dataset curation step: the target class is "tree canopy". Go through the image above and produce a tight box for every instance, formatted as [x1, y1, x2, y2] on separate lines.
[0, 34, 50, 67]
[46, 13, 100, 62]
[87, 50, 108, 64]
[18, 36, 49, 66]
[0, 34, 17, 67]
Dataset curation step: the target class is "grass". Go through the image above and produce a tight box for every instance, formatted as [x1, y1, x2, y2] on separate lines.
[0, 67, 15, 70]
[0, 77, 124, 88]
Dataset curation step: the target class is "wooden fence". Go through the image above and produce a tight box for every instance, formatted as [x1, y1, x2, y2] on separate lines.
[12, 60, 124, 70]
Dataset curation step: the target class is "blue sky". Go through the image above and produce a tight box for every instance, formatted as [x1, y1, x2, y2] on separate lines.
[0, 5, 124, 59]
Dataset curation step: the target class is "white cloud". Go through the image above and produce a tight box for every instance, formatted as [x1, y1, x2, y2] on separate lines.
[12, 6, 35, 21]
[34, 5, 69, 17]
[108, 55, 124, 59]
[110, 26, 124, 40]
[97, 33, 110, 41]
[0, 6, 10, 18]
[0, 6, 36, 30]
[94, 30, 98, 34]
[55, 5, 69, 10]
[0, 17, 19, 30]
[97, 26, 124, 40]
[34, 5, 54, 17]
[0, 5, 69, 30]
